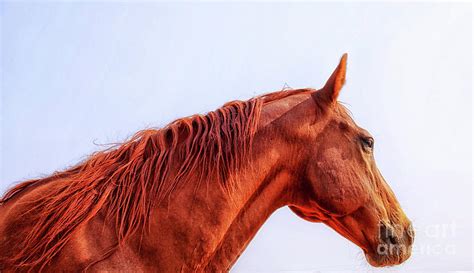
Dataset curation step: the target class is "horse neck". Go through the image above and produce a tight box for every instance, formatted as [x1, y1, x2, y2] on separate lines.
[204, 147, 293, 271]
[145, 126, 294, 271]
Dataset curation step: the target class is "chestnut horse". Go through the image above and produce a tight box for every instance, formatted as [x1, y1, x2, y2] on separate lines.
[0, 54, 413, 272]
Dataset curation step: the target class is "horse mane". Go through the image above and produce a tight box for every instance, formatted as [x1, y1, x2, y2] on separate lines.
[0, 88, 313, 270]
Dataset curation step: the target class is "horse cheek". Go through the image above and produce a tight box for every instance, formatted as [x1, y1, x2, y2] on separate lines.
[308, 147, 366, 215]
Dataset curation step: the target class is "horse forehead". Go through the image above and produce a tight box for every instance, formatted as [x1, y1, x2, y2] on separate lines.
[325, 104, 360, 132]
[332, 103, 353, 120]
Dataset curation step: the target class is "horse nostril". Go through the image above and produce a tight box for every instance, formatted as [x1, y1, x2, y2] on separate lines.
[388, 233, 398, 245]
[379, 223, 399, 245]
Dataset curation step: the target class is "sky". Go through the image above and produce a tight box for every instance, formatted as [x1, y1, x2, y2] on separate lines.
[1, 2, 472, 272]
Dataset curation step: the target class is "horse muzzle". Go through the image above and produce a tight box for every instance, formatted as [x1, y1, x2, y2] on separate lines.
[365, 222, 414, 267]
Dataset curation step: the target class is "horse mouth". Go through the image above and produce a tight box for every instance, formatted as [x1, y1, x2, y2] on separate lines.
[364, 243, 412, 267]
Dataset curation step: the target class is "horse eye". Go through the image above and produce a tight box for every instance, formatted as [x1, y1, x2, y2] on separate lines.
[361, 137, 374, 150]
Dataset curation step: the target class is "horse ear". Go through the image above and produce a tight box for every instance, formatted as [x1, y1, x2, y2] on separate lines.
[319, 53, 348, 103]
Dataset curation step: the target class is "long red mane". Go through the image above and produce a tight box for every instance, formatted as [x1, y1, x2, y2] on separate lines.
[0, 89, 312, 270]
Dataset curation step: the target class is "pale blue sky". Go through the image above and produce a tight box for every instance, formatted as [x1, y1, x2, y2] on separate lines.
[1, 2, 471, 272]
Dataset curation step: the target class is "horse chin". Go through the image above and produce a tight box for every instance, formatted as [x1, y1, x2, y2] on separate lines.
[364, 246, 412, 267]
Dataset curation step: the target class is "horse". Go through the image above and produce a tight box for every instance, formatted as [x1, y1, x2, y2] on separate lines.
[0, 54, 414, 272]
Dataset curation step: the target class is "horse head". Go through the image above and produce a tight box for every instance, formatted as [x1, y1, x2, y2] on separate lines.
[279, 54, 414, 266]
